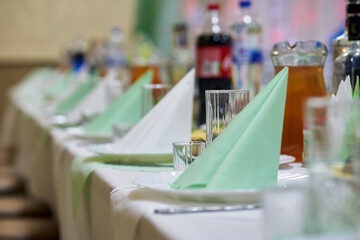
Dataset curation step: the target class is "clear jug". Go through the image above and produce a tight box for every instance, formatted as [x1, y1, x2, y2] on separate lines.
[271, 41, 327, 163]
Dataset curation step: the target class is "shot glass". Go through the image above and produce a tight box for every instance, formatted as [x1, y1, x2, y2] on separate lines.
[205, 90, 249, 146]
[172, 141, 205, 172]
[141, 84, 171, 116]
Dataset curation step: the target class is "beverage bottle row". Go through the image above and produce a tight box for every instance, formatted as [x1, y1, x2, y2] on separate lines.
[194, 1, 263, 125]
[332, 0, 360, 93]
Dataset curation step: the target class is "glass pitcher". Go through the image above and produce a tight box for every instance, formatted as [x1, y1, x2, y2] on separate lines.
[271, 41, 327, 163]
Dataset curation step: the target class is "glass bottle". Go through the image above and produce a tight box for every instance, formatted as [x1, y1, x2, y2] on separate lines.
[196, 2, 232, 125]
[230, 0, 263, 99]
[129, 31, 163, 85]
[332, 0, 360, 94]
[170, 23, 194, 85]
[106, 27, 128, 81]
[105, 27, 130, 104]
[334, 44, 360, 92]
[70, 36, 87, 73]
[271, 41, 328, 163]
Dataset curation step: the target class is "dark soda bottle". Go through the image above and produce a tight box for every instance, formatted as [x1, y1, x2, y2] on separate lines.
[196, 3, 232, 125]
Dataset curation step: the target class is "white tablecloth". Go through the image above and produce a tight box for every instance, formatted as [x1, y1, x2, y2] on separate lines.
[1, 87, 288, 240]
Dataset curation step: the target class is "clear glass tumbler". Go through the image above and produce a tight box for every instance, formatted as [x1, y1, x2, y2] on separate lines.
[305, 97, 359, 169]
[141, 84, 171, 116]
[303, 98, 360, 237]
[172, 141, 206, 172]
[263, 187, 306, 240]
[205, 89, 249, 146]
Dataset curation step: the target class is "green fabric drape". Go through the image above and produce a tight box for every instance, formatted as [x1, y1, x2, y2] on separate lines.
[135, 0, 182, 57]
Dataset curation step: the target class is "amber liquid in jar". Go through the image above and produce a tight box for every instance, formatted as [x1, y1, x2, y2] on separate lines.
[130, 65, 161, 84]
[275, 66, 327, 163]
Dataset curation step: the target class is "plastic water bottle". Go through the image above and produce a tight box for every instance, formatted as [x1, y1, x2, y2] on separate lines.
[231, 0, 263, 99]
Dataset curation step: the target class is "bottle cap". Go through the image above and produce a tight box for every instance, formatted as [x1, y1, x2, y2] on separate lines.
[207, 3, 220, 11]
[347, 3, 360, 14]
[239, 0, 251, 9]
[173, 22, 187, 32]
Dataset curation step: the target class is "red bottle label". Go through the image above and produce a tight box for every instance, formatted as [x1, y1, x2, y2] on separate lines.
[196, 46, 232, 78]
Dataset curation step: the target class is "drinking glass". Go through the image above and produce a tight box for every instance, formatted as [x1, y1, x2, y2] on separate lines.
[106, 78, 124, 106]
[303, 98, 360, 237]
[141, 84, 171, 116]
[305, 97, 359, 169]
[271, 41, 328, 163]
[205, 90, 249, 146]
[172, 141, 205, 172]
[263, 186, 306, 240]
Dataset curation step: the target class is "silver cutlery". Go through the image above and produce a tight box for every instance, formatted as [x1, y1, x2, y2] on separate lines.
[154, 204, 260, 214]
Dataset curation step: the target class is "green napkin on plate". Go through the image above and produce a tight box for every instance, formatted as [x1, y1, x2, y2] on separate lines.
[83, 71, 152, 135]
[55, 71, 98, 115]
[171, 67, 289, 190]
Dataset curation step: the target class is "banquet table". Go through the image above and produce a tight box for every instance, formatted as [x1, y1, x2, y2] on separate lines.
[0, 71, 299, 240]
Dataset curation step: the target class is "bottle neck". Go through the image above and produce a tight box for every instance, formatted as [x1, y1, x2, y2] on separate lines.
[209, 10, 221, 33]
[346, 0, 360, 39]
[240, 7, 252, 16]
[173, 30, 188, 49]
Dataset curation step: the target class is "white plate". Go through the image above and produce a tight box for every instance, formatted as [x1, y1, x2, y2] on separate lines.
[132, 168, 308, 204]
[89, 142, 295, 166]
[279, 155, 296, 165]
[67, 127, 112, 142]
[88, 143, 172, 164]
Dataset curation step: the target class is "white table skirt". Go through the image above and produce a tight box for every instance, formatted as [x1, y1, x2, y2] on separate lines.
[2, 93, 276, 240]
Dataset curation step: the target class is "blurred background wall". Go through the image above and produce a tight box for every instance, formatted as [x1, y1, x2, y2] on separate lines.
[0, 0, 136, 61]
[0, 0, 345, 117]
[0, 0, 137, 116]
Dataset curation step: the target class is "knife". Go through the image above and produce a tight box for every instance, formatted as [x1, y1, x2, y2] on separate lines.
[154, 204, 260, 214]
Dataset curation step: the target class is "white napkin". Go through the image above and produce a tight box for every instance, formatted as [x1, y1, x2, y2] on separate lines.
[114, 69, 195, 154]
[66, 81, 108, 123]
[331, 76, 353, 103]
[329, 76, 353, 162]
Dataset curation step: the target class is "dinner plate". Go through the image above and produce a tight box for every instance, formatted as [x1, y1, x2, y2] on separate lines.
[66, 127, 112, 142]
[88, 143, 173, 164]
[279, 155, 296, 165]
[132, 168, 308, 204]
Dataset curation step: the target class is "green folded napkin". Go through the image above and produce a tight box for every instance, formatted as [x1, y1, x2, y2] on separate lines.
[44, 73, 74, 101]
[171, 67, 289, 190]
[83, 71, 152, 135]
[340, 100, 360, 163]
[354, 76, 359, 99]
[55, 72, 98, 115]
[71, 155, 172, 217]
